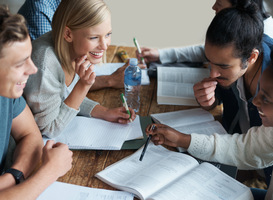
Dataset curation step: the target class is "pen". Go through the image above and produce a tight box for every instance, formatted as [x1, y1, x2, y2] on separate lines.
[133, 37, 146, 66]
[139, 125, 155, 161]
[120, 93, 132, 122]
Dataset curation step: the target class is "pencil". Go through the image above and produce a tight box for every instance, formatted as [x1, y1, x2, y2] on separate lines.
[139, 125, 155, 161]
[120, 93, 132, 122]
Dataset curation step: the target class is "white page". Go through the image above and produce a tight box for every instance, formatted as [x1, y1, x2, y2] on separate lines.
[96, 144, 199, 200]
[151, 108, 214, 128]
[157, 67, 209, 105]
[43, 116, 141, 150]
[148, 162, 253, 200]
[157, 66, 209, 83]
[151, 108, 227, 152]
[94, 63, 150, 85]
[125, 115, 143, 141]
[37, 181, 134, 200]
[175, 120, 227, 135]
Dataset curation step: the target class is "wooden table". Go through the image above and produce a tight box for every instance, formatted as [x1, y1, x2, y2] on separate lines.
[57, 45, 223, 192]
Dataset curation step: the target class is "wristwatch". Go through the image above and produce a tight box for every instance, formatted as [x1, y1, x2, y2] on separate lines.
[5, 168, 25, 184]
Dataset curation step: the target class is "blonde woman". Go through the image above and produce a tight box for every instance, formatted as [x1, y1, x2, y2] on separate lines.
[24, 0, 136, 138]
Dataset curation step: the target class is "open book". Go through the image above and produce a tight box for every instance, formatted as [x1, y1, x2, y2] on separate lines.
[43, 115, 143, 150]
[151, 108, 227, 152]
[96, 144, 253, 200]
[37, 181, 134, 200]
[156, 66, 209, 106]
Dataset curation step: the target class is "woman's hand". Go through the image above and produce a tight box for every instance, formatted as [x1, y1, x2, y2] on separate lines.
[145, 124, 191, 149]
[75, 55, 96, 88]
[91, 105, 136, 124]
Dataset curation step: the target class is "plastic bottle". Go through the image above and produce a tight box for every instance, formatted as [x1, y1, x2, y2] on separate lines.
[124, 58, 142, 112]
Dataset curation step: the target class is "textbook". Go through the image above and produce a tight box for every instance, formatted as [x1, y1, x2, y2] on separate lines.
[156, 66, 209, 106]
[96, 144, 253, 200]
[37, 181, 134, 200]
[43, 115, 144, 150]
[150, 108, 228, 152]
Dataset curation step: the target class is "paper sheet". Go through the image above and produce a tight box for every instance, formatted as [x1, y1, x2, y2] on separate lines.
[37, 181, 134, 200]
[43, 116, 143, 150]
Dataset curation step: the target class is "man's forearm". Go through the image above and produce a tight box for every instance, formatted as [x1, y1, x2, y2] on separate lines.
[0, 165, 59, 200]
[89, 75, 111, 91]
[12, 134, 43, 178]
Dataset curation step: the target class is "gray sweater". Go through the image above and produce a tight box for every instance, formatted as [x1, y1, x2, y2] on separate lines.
[24, 32, 99, 138]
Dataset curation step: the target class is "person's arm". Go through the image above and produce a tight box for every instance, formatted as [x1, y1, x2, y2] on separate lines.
[25, 48, 98, 138]
[159, 44, 206, 64]
[89, 62, 129, 91]
[136, 44, 206, 65]
[0, 141, 73, 200]
[91, 105, 136, 124]
[146, 124, 191, 149]
[146, 123, 273, 170]
[0, 105, 43, 190]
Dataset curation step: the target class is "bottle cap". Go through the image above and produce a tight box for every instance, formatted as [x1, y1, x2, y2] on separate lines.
[129, 58, 138, 66]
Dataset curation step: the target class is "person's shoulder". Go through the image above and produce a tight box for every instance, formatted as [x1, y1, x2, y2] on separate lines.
[32, 31, 54, 49]
[31, 32, 60, 70]
[262, 34, 273, 46]
[0, 96, 26, 117]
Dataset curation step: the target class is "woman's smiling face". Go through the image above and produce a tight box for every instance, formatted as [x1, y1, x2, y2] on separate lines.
[253, 67, 273, 127]
[68, 16, 112, 64]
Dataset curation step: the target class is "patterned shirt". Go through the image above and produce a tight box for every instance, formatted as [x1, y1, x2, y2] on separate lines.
[18, 0, 61, 40]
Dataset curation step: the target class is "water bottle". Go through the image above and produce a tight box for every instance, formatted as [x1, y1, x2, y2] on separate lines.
[124, 58, 142, 112]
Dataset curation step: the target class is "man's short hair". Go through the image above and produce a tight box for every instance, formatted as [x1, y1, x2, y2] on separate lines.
[0, 5, 29, 57]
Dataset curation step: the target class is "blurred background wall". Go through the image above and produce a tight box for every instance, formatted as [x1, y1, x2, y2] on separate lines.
[1, 0, 272, 49]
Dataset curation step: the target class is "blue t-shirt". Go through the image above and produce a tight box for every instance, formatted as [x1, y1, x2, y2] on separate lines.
[0, 96, 26, 172]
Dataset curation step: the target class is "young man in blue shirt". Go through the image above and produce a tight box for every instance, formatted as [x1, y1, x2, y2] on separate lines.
[0, 5, 73, 199]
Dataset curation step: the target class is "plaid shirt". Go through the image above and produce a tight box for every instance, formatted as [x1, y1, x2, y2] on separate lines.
[18, 0, 61, 40]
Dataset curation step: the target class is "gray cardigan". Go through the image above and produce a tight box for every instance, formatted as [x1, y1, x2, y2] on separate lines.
[24, 32, 99, 138]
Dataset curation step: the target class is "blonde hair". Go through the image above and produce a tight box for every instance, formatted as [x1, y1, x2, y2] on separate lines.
[0, 5, 28, 58]
[52, 0, 110, 74]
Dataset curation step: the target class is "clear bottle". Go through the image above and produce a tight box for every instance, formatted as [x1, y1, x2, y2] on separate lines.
[124, 58, 142, 112]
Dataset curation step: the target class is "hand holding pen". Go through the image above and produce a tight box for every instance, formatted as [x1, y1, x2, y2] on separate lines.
[145, 124, 191, 149]
[139, 124, 155, 161]
[120, 93, 133, 122]
[134, 37, 147, 68]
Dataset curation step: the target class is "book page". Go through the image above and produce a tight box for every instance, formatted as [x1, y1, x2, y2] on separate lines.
[157, 67, 209, 105]
[94, 63, 150, 85]
[125, 115, 143, 141]
[96, 144, 199, 200]
[148, 162, 252, 200]
[175, 121, 227, 135]
[37, 181, 134, 200]
[43, 116, 142, 150]
[151, 108, 214, 128]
